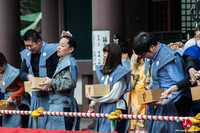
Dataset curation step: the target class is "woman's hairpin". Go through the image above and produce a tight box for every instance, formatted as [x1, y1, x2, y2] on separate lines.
[61, 31, 72, 37]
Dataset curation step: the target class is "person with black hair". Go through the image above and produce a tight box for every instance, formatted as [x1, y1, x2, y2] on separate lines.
[87, 44, 131, 133]
[133, 32, 187, 133]
[118, 41, 131, 70]
[40, 31, 80, 130]
[113, 34, 120, 44]
[0, 52, 29, 128]
[184, 25, 200, 50]
[19, 29, 59, 129]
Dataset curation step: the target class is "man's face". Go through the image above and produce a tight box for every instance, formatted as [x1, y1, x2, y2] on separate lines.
[57, 38, 74, 57]
[141, 45, 157, 59]
[195, 30, 200, 42]
[24, 40, 42, 54]
[142, 52, 155, 59]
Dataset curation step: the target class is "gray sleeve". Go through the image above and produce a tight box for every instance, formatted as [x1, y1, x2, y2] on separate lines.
[51, 67, 75, 93]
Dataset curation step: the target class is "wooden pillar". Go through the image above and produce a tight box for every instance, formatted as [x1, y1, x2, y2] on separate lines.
[41, 0, 59, 42]
[92, 0, 124, 41]
[92, 0, 124, 83]
[0, 0, 21, 68]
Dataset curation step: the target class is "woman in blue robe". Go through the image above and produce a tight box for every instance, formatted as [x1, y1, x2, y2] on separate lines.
[87, 44, 131, 133]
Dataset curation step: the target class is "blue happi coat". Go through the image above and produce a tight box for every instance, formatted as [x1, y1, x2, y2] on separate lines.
[1, 64, 29, 127]
[144, 43, 185, 133]
[45, 55, 80, 130]
[20, 41, 58, 129]
[94, 64, 131, 133]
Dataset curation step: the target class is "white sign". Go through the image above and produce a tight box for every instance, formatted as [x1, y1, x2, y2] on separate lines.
[92, 31, 110, 71]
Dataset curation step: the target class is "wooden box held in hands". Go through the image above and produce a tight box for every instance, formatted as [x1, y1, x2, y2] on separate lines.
[24, 81, 37, 92]
[85, 84, 110, 97]
[137, 88, 164, 105]
[190, 86, 200, 101]
[31, 77, 47, 90]
[0, 100, 14, 110]
[24, 77, 51, 92]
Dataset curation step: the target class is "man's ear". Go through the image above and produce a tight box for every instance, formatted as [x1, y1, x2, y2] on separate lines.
[149, 45, 155, 52]
[69, 47, 75, 54]
[37, 39, 42, 44]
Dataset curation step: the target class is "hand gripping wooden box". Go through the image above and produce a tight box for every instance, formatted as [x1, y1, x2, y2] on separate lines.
[190, 86, 200, 101]
[85, 84, 110, 97]
[31, 77, 47, 90]
[137, 88, 164, 105]
[0, 100, 14, 110]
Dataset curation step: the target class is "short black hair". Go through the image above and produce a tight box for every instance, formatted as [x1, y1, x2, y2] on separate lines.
[61, 36, 77, 52]
[0, 52, 7, 67]
[24, 29, 41, 43]
[133, 32, 157, 55]
[118, 41, 129, 53]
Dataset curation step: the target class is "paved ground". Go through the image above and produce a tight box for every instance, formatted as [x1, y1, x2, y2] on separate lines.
[80, 118, 95, 131]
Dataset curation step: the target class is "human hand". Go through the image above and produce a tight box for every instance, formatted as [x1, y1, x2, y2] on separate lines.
[189, 68, 199, 81]
[6, 97, 13, 109]
[27, 74, 34, 81]
[39, 77, 51, 91]
[161, 85, 178, 99]
[145, 77, 151, 84]
[147, 101, 166, 106]
[88, 104, 95, 113]
[85, 94, 91, 99]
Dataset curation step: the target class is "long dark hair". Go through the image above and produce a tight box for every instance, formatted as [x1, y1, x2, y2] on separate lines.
[101, 44, 122, 75]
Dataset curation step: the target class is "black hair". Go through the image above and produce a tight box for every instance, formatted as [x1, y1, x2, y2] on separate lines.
[113, 34, 120, 40]
[133, 32, 157, 55]
[102, 44, 122, 75]
[118, 41, 129, 53]
[0, 52, 7, 67]
[24, 29, 41, 43]
[61, 36, 77, 52]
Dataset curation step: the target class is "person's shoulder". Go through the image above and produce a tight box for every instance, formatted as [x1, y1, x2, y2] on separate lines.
[184, 38, 196, 50]
[116, 64, 131, 74]
[95, 65, 103, 71]
[161, 43, 176, 55]
[7, 64, 19, 72]
[44, 42, 58, 48]
[183, 44, 199, 56]
[69, 56, 78, 65]
[20, 49, 29, 54]
[185, 44, 198, 51]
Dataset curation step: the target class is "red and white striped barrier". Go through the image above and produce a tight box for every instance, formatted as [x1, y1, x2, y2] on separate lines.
[0, 110, 32, 115]
[41, 111, 109, 118]
[118, 114, 189, 122]
[0, 110, 190, 122]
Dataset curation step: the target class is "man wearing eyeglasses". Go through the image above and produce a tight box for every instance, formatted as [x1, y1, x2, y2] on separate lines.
[133, 32, 188, 133]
